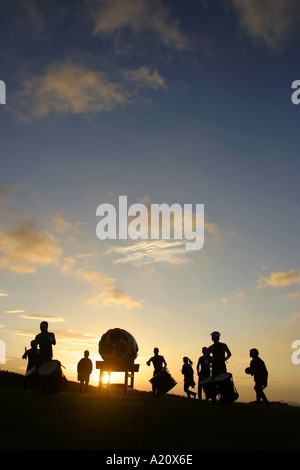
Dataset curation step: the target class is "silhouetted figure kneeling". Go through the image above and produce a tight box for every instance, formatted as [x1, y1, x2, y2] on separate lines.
[77, 350, 93, 393]
[146, 347, 167, 397]
[182, 357, 196, 399]
[245, 348, 269, 406]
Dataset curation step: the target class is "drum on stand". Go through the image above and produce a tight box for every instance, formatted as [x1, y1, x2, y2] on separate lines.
[149, 368, 177, 397]
[214, 372, 239, 403]
[38, 360, 67, 394]
[199, 377, 216, 400]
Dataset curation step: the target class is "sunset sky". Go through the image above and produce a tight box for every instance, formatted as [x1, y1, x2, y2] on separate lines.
[1, 0, 300, 403]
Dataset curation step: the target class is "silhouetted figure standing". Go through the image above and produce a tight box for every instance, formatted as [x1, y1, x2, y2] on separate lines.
[182, 357, 196, 399]
[196, 347, 211, 400]
[77, 350, 93, 393]
[206, 331, 231, 378]
[245, 348, 269, 406]
[35, 321, 56, 363]
[146, 347, 167, 396]
[22, 340, 43, 390]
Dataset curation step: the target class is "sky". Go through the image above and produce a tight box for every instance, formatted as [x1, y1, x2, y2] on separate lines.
[0, 0, 300, 403]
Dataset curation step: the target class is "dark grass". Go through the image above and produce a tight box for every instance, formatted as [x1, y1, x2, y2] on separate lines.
[1, 384, 300, 450]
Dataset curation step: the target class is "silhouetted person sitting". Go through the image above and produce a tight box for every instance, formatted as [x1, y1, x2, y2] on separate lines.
[182, 357, 196, 399]
[77, 350, 93, 393]
[245, 348, 269, 406]
[35, 321, 56, 363]
[22, 340, 43, 390]
[206, 331, 231, 378]
[146, 347, 167, 396]
[196, 347, 211, 400]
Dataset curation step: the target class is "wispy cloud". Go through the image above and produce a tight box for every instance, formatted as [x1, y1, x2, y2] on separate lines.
[227, 0, 300, 51]
[86, 0, 191, 50]
[0, 194, 141, 310]
[13, 61, 128, 122]
[61, 255, 142, 309]
[12, 61, 167, 121]
[4, 310, 26, 314]
[257, 269, 300, 288]
[0, 219, 62, 273]
[106, 239, 193, 268]
[20, 314, 65, 322]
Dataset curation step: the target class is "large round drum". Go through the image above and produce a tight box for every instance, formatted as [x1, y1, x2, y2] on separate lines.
[199, 377, 216, 399]
[38, 360, 67, 394]
[214, 372, 239, 403]
[99, 328, 138, 364]
[150, 368, 177, 397]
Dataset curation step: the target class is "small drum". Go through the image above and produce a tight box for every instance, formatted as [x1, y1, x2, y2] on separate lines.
[38, 360, 67, 394]
[199, 377, 216, 399]
[149, 368, 177, 397]
[214, 372, 239, 403]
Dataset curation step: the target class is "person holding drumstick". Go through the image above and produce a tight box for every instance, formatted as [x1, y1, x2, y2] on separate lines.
[146, 347, 167, 397]
[35, 321, 56, 363]
[206, 331, 231, 378]
[245, 348, 269, 406]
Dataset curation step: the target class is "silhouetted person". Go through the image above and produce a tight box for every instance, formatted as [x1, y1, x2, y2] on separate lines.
[146, 347, 167, 396]
[35, 321, 56, 363]
[245, 348, 269, 406]
[181, 357, 196, 399]
[77, 350, 93, 393]
[22, 340, 43, 390]
[196, 347, 211, 400]
[206, 331, 231, 378]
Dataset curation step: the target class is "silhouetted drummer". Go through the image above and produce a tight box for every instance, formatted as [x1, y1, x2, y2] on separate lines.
[196, 347, 211, 400]
[146, 347, 167, 396]
[77, 350, 93, 393]
[22, 340, 43, 390]
[206, 331, 231, 378]
[245, 348, 269, 406]
[35, 321, 56, 363]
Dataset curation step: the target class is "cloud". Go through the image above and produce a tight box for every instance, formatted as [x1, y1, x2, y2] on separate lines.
[20, 314, 65, 322]
[4, 310, 26, 314]
[221, 291, 244, 303]
[13, 61, 128, 122]
[87, 0, 190, 50]
[227, 0, 300, 51]
[0, 219, 62, 273]
[61, 256, 142, 310]
[106, 239, 193, 268]
[0, 191, 141, 310]
[257, 269, 300, 288]
[12, 61, 167, 121]
[86, 289, 142, 309]
[124, 67, 167, 90]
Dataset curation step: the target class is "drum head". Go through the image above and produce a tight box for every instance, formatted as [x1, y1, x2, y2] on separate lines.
[25, 366, 36, 377]
[214, 373, 232, 382]
[200, 377, 212, 385]
[39, 360, 60, 375]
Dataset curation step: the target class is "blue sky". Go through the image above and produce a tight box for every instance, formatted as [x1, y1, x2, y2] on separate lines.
[0, 0, 300, 402]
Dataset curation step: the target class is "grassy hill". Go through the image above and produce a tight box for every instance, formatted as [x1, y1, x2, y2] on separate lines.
[1, 375, 300, 451]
